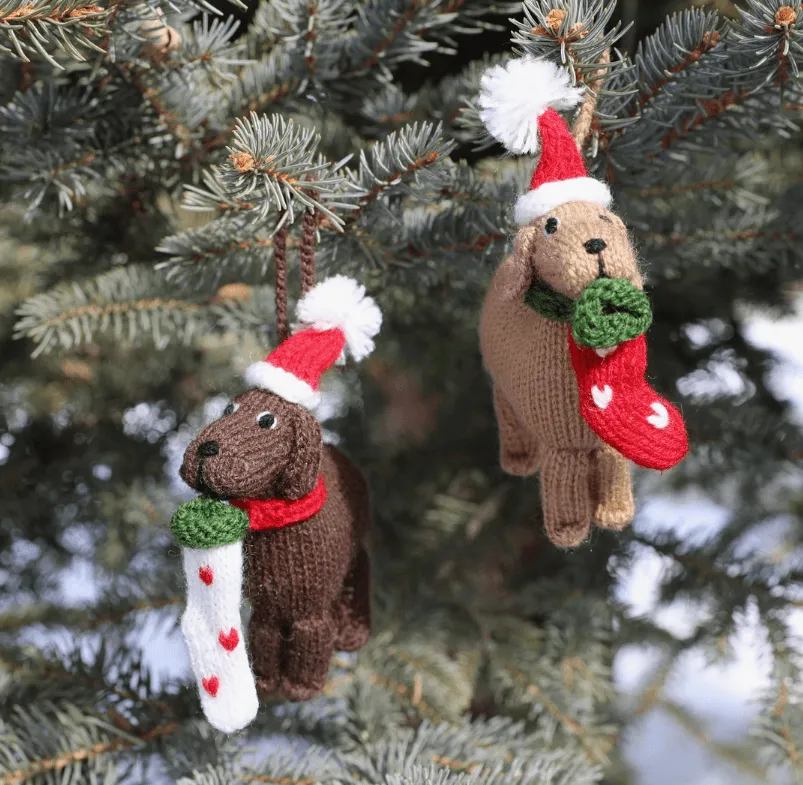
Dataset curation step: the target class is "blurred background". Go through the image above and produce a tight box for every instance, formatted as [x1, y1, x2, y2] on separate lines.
[1, 0, 803, 784]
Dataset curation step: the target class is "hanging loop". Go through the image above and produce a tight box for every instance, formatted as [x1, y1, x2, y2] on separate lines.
[273, 192, 317, 344]
[273, 222, 290, 344]
[572, 48, 610, 152]
[299, 208, 317, 296]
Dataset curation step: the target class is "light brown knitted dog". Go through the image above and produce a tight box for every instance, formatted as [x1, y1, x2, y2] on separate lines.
[180, 389, 371, 701]
[480, 202, 642, 547]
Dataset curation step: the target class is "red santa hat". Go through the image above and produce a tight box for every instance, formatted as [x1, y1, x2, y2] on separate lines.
[478, 56, 612, 226]
[244, 276, 382, 409]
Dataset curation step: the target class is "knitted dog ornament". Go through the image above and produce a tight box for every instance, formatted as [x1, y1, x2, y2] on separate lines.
[477, 57, 688, 548]
[172, 276, 380, 732]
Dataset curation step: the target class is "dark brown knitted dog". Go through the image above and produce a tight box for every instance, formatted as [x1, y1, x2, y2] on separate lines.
[179, 388, 371, 702]
[172, 276, 380, 724]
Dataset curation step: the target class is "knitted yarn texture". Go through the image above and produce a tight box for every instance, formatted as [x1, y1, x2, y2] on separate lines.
[523, 275, 653, 347]
[231, 476, 327, 530]
[173, 275, 380, 717]
[180, 538, 259, 733]
[178, 391, 373, 703]
[245, 445, 372, 700]
[481, 251, 636, 548]
[572, 278, 653, 349]
[523, 277, 574, 323]
[245, 276, 382, 410]
[171, 497, 249, 548]
[569, 333, 689, 470]
[478, 55, 688, 548]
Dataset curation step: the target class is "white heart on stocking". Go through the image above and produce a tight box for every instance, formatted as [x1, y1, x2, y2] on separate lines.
[591, 384, 613, 410]
[647, 402, 669, 429]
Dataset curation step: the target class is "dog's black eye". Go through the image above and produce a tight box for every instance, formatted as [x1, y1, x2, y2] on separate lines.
[257, 412, 277, 429]
[223, 402, 239, 416]
[544, 217, 560, 236]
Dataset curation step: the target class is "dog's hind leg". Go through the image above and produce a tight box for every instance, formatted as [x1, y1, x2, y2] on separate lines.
[592, 449, 634, 531]
[494, 386, 539, 476]
[540, 448, 593, 548]
[281, 614, 336, 701]
[333, 545, 371, 652]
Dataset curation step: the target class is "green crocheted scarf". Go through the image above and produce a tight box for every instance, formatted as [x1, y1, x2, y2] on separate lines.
[523, 277, 574, 323]
[171, 497, 249, 548]
[523, 276, 653, 349]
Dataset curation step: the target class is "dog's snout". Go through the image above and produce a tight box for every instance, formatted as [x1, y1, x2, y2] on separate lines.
[198, 440, 219, 457]
[584, 238, 607, 254]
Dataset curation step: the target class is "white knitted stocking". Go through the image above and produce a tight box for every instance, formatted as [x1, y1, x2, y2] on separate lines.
[180, 541, 258, 733]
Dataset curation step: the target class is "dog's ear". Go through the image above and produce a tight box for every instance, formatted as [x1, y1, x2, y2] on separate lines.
[277, 408, 323, 499]
[497, 225, 537, 300]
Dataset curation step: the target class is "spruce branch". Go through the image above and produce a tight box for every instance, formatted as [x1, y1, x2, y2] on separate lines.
[484, 613, 617, 765]
[0, 0, 108, 68]
[656, 698, 769, 780]
[211, 284, 278, 336]
[632, 207, 802, 279]
[753, 673, 803, 773]
[347, 719, 602, 785]
[156, 214, 276, 288]
[312, 122, 456, 268]
[364, 53, 508, 145]
[731, 0, 803, 87]
[13, 266, 214, 356]
[512, 0, 626, 77]
[0, 712, 179, 785]
[1, 642, 190, 785]
[247, 0, 354, 84]
[341, 122, 455, 229]
[0, 594, 180, 633]
[245, 0, 515, 116]
[169, 14, 250, 79]
[618, 151, 773, 211]
[0, 80, 145, 215]
[183, 112, 359, 229]
[228, 50, 302, 118]
[603, 4, 803, 171]
[361, 83, 423, 136]
[632, 8, 725, 115]
[342, 0, 455, 77]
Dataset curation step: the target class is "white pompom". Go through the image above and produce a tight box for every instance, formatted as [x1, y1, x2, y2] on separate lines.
[478, 57, 584, 154]
[296, 276, 382, 362]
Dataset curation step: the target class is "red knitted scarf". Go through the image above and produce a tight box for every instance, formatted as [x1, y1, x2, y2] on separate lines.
[230, 476, 327, 531]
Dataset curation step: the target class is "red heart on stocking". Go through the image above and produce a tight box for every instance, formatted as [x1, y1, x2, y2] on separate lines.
[202, 676, 219, 697]
[198, 566, 214, 586]
[218, 628, 239, 652]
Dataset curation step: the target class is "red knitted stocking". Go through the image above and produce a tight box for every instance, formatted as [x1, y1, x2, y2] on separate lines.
[568, 332, 688, 471]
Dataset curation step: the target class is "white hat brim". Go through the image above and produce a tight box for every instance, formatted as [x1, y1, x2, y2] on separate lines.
[514, 178, 612, 225]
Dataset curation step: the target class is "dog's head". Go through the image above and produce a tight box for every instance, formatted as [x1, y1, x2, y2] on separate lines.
[504, 202, 642, 300]
[501, 202, 652, 350]
[180, 390, 322, 500]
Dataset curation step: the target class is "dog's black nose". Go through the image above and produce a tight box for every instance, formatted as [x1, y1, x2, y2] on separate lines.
[584, 238, 607, 254]
[585, 237, 608, 253]
[198, 441, 219, 457]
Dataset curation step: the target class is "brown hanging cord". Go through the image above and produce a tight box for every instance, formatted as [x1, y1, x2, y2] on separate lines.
[273, 206, 317, 344]
[299, 209, 317, 296]
[273, 222, 290, 344]
[572, 47, 610, 151]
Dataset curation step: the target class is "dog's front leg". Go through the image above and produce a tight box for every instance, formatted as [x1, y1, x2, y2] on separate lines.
[281, 614, 336, 701]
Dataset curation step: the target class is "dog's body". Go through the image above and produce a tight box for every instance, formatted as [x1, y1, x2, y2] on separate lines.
[479, 202, 638, 547]
[180, 390, 371, 701]
[246, 446, 370, 700]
